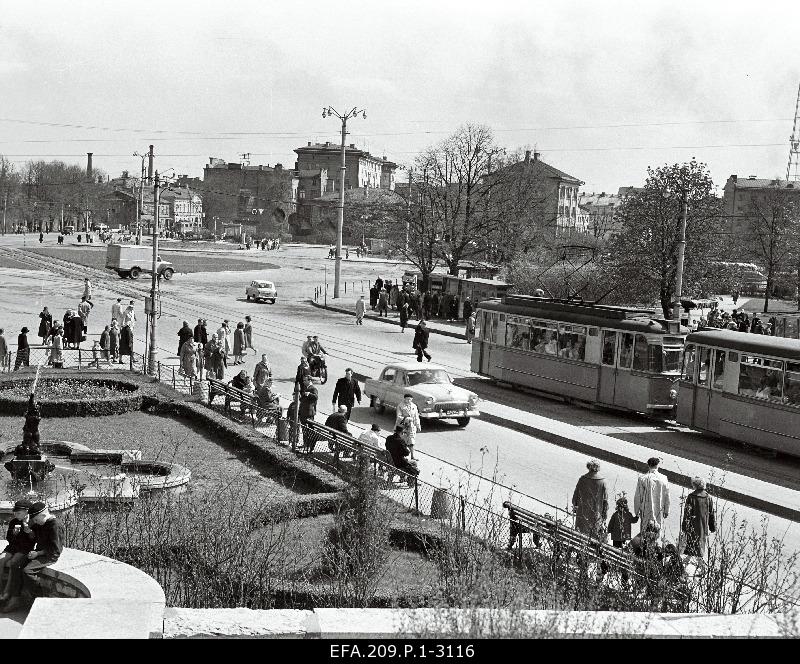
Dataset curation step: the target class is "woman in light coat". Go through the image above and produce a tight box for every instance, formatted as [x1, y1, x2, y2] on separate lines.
[395, 394, 421, 460]
[179, 339, 198, 378]
[49, 329, 64, 368]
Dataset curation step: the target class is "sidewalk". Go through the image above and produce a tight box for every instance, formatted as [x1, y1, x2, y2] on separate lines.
[309, 297, 468, 340]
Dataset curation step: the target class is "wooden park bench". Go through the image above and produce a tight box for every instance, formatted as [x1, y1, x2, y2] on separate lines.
[207, 378, 259, 423]
[302, 420, 414, 486]
[503, 501, 633, 577]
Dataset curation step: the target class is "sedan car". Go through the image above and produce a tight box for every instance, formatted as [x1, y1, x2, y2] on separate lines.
[246, 280, 277, 303]
[364, 363, 480, 427]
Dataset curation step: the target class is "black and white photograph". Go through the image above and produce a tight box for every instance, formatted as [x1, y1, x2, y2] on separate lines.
[0, 0, 798, 644]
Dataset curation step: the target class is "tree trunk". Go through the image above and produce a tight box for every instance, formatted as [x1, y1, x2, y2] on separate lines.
[764, 274, 773, 314]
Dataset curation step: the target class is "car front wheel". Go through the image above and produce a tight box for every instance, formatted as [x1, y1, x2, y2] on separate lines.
[456, 417, 470, 427]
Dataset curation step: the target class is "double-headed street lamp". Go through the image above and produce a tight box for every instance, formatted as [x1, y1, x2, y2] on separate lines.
[321, 105, 366, 299]
[133, 151, 149, 244]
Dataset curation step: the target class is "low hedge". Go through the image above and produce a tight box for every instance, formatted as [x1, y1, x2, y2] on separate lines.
[0, 374, 145, 417]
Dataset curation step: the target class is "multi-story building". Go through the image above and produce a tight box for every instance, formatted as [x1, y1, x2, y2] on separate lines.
[578, 191, 624, 240]
[161, 186, 203, 233]
[493, 150, 585, 237]
[176, 160, 298, 238]
[723, 174, 800, 234]
[294, 142, 397, 192]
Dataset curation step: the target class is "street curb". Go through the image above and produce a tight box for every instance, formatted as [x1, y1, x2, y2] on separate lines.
[308, 299, 467, 340]
[478, 411, 800, 524]
[347, 364, 800, 524]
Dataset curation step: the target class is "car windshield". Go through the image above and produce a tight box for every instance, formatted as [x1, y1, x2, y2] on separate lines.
[256, 282, 273, 288]
[406, 370, 451, 386]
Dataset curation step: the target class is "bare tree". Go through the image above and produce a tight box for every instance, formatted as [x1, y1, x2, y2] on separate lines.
[742, 184, 800, 313]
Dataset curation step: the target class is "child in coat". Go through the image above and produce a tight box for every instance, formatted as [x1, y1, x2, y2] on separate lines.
[607, 496, 639, 548]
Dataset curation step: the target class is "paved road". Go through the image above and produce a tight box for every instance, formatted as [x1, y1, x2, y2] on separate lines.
[1, 239, 799, 559]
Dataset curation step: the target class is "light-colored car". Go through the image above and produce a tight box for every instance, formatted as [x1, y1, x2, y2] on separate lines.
[364, 363, 480, 427]
[246, 280, 277, 303]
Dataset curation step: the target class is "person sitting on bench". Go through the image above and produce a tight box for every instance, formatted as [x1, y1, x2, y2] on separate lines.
[385, 425, 419, 478]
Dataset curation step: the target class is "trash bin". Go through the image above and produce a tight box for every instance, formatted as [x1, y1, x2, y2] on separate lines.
[430, 487, 453, 520]
[277, 418, 288, 443]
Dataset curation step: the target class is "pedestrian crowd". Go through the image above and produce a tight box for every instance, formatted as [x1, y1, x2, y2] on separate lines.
[1, 278, 139, 370]
[570, 457, 716, 576]
[700, 306, 779, 336]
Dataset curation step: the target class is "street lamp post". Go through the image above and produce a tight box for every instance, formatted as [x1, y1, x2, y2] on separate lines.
[133, 151, 149, 245]
[321, 105, 366, 299]
[147, 172, 171, 376]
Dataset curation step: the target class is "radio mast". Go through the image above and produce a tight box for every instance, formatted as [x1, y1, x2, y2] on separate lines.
[787, 83, 800, 181]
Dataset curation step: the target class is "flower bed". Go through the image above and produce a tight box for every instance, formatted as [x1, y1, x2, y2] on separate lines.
[0, 375, 142, 417]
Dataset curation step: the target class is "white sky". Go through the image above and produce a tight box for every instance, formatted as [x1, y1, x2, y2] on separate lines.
[1, 0, 799, 193]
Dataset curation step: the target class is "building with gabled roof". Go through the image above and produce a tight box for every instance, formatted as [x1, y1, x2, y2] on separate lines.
[494, 150, 586, 237]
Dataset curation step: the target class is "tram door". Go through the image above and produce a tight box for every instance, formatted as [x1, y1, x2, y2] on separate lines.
[597, 330, 618, 405]
[691, 346, 713, 430]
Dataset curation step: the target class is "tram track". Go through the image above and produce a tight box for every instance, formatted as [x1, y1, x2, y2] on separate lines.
[0, 247, 471, 379]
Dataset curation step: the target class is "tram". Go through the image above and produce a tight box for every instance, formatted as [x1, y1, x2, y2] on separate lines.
[676, 330, 800, 455]
[471, 296, 687, 414]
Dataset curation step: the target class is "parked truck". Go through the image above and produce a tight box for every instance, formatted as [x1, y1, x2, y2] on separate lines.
[106, 244, 175, 280]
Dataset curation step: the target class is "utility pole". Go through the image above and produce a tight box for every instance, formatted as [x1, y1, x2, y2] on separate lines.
[405, 168, 412, 252]
[321, 105, 366, 298]
[672, 196, 688, 324]
[2, 192, 7, 236]
[148, 171, 161, 376]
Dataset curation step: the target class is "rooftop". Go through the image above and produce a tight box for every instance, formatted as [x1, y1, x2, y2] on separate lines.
[728, 175, 800, 190]
[295, 142, 397, 167]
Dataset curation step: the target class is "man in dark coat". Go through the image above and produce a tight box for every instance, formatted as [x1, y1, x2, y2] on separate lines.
[295, 357, 311, 391]
[325, 405, 351, 435]
[680, 476, 715, 564]
[14, 327, 30, 370]
[177, 321, 193, 355]
[331, 368, 362, 420]
[193, 319, 208, 345]
[119, 324, 134, 364]
[37, 308, 52, 343]
[385, 425, 419, 477]
[298, 376, 318, 423]
[572, 459, 609, 539]
[412, 321, 431, 362]
[369, 286, 378, 310]
[462, 297, 473, 321]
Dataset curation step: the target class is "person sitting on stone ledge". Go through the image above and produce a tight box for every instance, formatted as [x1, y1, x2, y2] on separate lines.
[1, 501, 64, 613]
[0, 500, 35, 609]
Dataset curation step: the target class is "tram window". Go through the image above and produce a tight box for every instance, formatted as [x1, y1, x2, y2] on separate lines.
[558, 325, 586, 361]
[711, 350, 726, 390]
[531, 323, 558, 355]
[601, 331, 616, 366]
[485, 313, 498, 344]
[738, 355, 784, 402]
[632, 334, 649, 371]
[619, 333, 635, 369]
[682, 344, 696, 381]
[506, 320, 529, 350]
[661, 346, 683, 374]
[783, 363, 800, 406]
[697, 347, 711, 386]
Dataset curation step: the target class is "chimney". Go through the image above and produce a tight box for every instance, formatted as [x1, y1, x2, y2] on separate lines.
[307, 142, 311, 147]
[325, 141, 330, 147]
[86, 152, 93, 179]
[524, 150, 531, 165]
[533, 150, 541, 162]
[350, 143, 355, 149]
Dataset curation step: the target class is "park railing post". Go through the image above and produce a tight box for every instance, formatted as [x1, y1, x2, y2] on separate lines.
[171, 367, 176, 390]
[78, 347, 82, 367]
[158, 362, 162, 383]
[414, 481, 419, 514]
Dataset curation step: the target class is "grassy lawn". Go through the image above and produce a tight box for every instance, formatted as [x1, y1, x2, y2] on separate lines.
[738, 297, 800, 314]
[29, 246, 279, 273]
[0, 411, 308, 501]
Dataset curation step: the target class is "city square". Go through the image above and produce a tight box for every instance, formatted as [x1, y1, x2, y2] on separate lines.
[1, 0, 800, 646]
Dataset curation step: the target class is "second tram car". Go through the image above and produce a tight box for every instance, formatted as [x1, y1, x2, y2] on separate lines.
[676, 330, 800, 455]
[472, 296, 687, 414]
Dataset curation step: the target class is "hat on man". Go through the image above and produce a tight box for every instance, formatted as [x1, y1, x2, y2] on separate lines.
[13, 499, 33, 511]
[28, 501, 47, 517]
[371, 424, 381, 432]
[21, 327, 29, 334]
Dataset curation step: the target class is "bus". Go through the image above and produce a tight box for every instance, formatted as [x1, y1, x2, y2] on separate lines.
[676, 330, 800, 456]
[472, 296, 687, 414]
